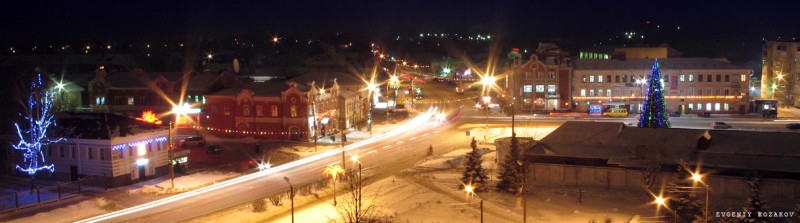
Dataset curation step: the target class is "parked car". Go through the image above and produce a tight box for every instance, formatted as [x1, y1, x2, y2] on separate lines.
[786, 123, 800, 130]
[207, 145, 224, 154]
[179, 136, 205, 148]
[711, 122, 731, 129]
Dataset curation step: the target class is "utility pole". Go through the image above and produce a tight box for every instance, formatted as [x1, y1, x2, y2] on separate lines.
[169, 121, 175, 189]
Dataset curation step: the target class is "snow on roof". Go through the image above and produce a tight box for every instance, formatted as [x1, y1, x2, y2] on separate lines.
[574, 58, 747, 70]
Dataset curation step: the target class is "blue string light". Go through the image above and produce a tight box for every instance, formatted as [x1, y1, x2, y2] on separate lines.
[14, 73, 64, 176]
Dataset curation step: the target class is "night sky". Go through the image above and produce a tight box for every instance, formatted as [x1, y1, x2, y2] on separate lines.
[1, 0, 799, 60]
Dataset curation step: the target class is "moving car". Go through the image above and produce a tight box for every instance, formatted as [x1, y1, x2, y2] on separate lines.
[711, 122, 731, 129]
[786, 123, 800, 130]
[207, 145, 224, 154]
[179, 136, 206, 148]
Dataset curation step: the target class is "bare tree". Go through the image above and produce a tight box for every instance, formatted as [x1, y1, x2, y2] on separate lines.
[269, 194, 284, 206]
[334, 171, 390, 223]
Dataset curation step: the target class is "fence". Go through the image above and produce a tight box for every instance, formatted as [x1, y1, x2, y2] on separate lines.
[529, 163, 800, 199]
[0, 176, 99, 213]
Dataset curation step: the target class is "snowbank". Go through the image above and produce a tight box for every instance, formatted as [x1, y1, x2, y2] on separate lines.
[128, 171, 238, 195]
[8, 198, 113, 223]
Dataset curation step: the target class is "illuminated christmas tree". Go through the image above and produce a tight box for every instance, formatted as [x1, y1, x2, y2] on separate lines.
[14, 73, 63, 188]
[638, 59, 671, 128]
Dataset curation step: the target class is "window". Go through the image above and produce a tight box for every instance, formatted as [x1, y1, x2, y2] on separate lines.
[716, 75, 721, 82]
[598, 75, 603, 83]
[606, 75, 611, 82]
[128, 146, 133, 157]
[59, 146, 64, 158]
[715, 89, 721, 95]
[606, 89, 611, 97]
[290, 105, 297, 117]
[96, 97, 106, 105]
[689, 74, 694, 82]
[697, 89, 703, 96]
[725, 74, 730, 82]
[589, 90, 595, 97]
[698, 74, 703, 82]
[615, 75, 620, 82]
[741, 74, 746, 82]
[581, 76, 586, 83]
[623, 75, 628, 82]
[664, 75, 669, 82]
[128, 97, 135, 105]
[256, 105, 264, 117]
[114, 97, 121, 105]
[714, 103, 721, 111]
[679, 89, 684, 95]
[211, 106, 218, 115]
[697, 103, 702, 111]
[224, 106, 231, 116]
[688, 104, 694, 111]
[537, 72, 544, 79]
[524, 72, 531, 79]
[88, 147, 93, 160]
[141, 97, 148, 105]
[548, 71, 556, 79]
[271, 106, 278, 117]
[614, 89, 620, 96]
[580, 89, 586, 97]
[679, 74, 685, 82]
[242, 105, 250, 116]
[536, 85, 545, 93]
[597, 89, 602, 96]
[706, 89, 712, 95]
[547, 85, 556, 95]
[689, 88, 694, 95]
[724, 103, 729, 111]
[523, 85, 533, 93]
[100, 149, 106, 160]
[706, 103, 712, 111]
[724, 88, 730, 95]
[589, 75, 595, 83]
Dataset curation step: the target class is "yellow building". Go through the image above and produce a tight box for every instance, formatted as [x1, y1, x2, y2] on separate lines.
[573, 58, 752, 115]
[761, 41, 800, 107]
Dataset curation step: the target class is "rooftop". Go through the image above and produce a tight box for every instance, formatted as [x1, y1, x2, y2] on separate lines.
[573, 58, 747, 70]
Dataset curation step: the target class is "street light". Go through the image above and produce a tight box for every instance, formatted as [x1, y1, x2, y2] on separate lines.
[463, 184, 484, 223]
[482, 96, 491, 143]
[283, 176, 295, 223]
[351, 155, 363, 222]
[324, 164, 345, 206]
[653, 195, 677, 223]
[691, 172, 710, 223]
[367, 81, 377, 138]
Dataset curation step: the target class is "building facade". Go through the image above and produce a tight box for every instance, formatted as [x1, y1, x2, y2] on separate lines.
[761, 41, 800, 107]
[573, 58, 752, 114]
[510, 53, 573, 111]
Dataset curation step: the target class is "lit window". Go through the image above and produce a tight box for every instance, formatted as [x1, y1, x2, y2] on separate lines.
[741, 74, 746, 82]
[689, 74, 694, 82]
[606, 89, 611, 97]
[256, 105, 264, 117]
[523, 85, 533, 93]
[271, 106, 278, 117]
[589, 75, 595, 83]
[706, 103, 712, 111]
[598, 75, 603, 83]
[290, 105, 297, 117]
[128, 97, 135, 105]
[697, 103, 702, 110]
[547, 85, 556, 94]
[535, 85, 544, 93]
[242, 105, 250, 116]
[224, 106, 231, 116]
[590, 90, 595, 97]
[679, 74, 685, 82]
[688, 104, 694, 111]
[714, 103, 720, 111]
[724, 103, 729, 111]
[581, 76, 586, 83]
[580, 89, 586, 97]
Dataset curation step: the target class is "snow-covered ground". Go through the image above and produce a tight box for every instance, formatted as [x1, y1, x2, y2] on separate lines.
[4, 171, 240, 223]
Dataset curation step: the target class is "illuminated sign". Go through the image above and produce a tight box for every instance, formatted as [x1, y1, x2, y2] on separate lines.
[136, 158, 149, 166]
[136, 111, 163, 125]
[137, 143, 147, 156]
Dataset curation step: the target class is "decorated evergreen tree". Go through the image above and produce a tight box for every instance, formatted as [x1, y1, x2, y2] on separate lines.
[669, 160, 704, 223]
[638, 58, 671, 128]
[743, 175, 769, 223]
[461, 137, 488, 191]
[496, 133, 522, 193]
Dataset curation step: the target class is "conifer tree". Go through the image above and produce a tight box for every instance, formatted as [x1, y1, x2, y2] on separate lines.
[669, 160, 704, 223]
[461, 137, 488, 191]
[743, 175, 769, 223]
[638, 58, 671, 128]
[496, 133, 522, 193]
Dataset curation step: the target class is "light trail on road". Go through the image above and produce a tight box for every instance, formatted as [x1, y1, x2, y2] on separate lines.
[77, 107, 438, 223]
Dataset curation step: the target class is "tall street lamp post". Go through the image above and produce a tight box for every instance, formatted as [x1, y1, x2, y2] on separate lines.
[517, 160, 527, 223]
[324, 164, 345, 206]
[654, 195, 678, 223]
[283, 176, 295, 223]
[691, 172, 711, 223]
[351, 155, 363, 222]
[464, 184, 483, 223]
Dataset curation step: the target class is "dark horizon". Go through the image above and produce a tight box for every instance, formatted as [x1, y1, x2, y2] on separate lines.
[2, 0, 800, 62]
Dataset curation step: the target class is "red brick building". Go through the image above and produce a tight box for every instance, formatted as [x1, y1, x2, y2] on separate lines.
[510, 54, 573, 111]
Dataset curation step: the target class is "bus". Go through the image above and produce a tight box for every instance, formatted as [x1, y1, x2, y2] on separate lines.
[603, 108, 628, 117]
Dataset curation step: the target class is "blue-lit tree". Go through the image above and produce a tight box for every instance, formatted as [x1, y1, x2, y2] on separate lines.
[14, 73, 62, 188]
[638, 59, 671, 128]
